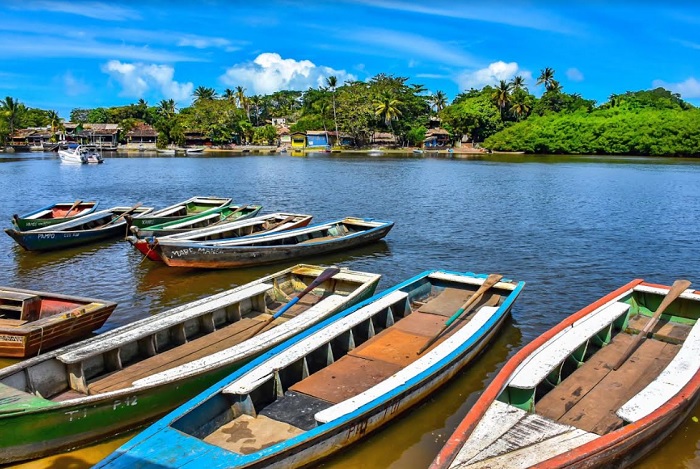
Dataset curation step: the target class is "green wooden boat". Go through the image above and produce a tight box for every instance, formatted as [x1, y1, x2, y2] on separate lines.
[125, 196, 232, 229]
[128, 203, 263, 238]
[11, 201, 98, 230]
[0, 264, 381, 464]
[4, 205, 154, 252]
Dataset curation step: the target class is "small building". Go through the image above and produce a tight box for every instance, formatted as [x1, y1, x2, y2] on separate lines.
[277, 126, 291, 146]
[183, 131, 212, 148]
[290, 132, 306, 149]
[424, 128, 450, 148]
[271, 117, 287, 127]
[126, 123, 158, 150]
[328, 131, 355, 147]
[371, 132, 398, 147]
[306, 130, 330, 149]
[65, 123, 120, 151]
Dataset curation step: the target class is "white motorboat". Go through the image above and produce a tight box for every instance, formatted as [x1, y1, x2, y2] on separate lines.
[58, 145, 104, 164]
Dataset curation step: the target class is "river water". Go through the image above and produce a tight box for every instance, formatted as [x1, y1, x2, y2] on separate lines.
[1, 151, 699, 468]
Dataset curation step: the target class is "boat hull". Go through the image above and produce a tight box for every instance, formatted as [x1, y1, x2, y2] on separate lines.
[127, 197, 232, 229]
[159, 221, 393, 269]
[12, 202, 99, 231]
[130, 205, 263, 237]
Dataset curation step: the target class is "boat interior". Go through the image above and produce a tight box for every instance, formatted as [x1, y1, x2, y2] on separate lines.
[26, 203, 96, 220]
[177, 213, 308, 243]
[0, 290, 87, 323]
[169, 275, 511, 456]
[497, 285, 699, 436]
[0, 268, 363, 407]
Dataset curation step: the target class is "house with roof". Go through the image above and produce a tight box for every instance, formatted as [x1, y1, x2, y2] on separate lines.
[424, 128, 451, 149]
[125, 123, 158, 150]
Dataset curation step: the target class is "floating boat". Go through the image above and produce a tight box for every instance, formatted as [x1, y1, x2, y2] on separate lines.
[0, 287, 117, 358]
[186, 147, 205, 154]
[128, 204, 264, 238]
[157, 216, 394, 269]
[0, 264, 380, 464]
[128, 212, 311, 262]
[11, 200, 99, 230]
[125, 196, 232, 229]
[4, 204, 154, 251]
[430, 279, 700, 469]
[156, 148, 176, 155]
[96, 270, 524, 468]
[58, 144, 103, 164]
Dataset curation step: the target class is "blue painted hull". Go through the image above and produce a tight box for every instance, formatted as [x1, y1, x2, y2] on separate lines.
[96, 270, 525, 468]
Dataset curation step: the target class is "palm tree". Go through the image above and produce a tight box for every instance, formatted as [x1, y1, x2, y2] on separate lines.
[192, 86, 217, 103]
[235, 86, 249, 119]
[249, 95, 262, 126]
[157, 99, 177, 118]
[46, 110, 64, 142]
[429, 90, 448, 114]
[373, 91, 403, 129]
[536, 68, 556, 91]
[493, 80, 512, 118]
[223, 88, 235, 102]
[547, 79, 563, 93]
[326, 76, 340, 146]
[510, 98, 531, 121]
[510, 75, 527, 92]
[1, 96, 23, 137]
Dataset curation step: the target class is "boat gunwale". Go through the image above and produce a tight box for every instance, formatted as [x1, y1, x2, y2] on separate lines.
[430, 279, 700, 469]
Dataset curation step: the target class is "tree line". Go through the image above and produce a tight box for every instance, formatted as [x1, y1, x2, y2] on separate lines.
[1, 68, 698, 156]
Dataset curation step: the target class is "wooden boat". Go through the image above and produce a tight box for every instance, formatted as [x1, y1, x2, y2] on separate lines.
[186, 147, 205, 154]
[96, 270, 524, 468]
[430, 279, 700, 469]
[128, 204, 264, 238]
[0, 264, 380, 464]
[125, 196, 232, 229]
[0, 287, 117, 358]
[4, 205, 154, 251]
[128, 212, 311, 262]
[157, 217, 394, 269]
[11, 201, 98, 230]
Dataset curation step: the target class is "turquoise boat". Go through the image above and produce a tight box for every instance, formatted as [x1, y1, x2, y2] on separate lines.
[128, 203, 263, 238]
[11, 201, 99, 230]
[0, 264, 381, 465]
[96, 270, 524, 468]
[125, 196, 232, 229]
[4, 205, 154, 251]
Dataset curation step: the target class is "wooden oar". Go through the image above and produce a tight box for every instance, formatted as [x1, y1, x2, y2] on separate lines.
[106, 202, 143, 226]
[208, 205, 248, 227]
[248, 266, 341, 337]
[417, 273, 503, 355]
[62, 199, 82, 218]
[612, 278, 691, 370]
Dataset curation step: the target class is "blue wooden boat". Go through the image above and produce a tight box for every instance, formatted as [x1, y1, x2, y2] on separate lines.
[11, 201, 98, 230]
[4, 205, 154, 251]
[156, 217, 394, 269]
[96, 270, 524, 468]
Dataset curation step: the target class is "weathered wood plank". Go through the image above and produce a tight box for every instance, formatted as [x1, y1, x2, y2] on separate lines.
[417, 287, 473, 317]
[627, 314, 692, 343]
[203, 414, 304, 455]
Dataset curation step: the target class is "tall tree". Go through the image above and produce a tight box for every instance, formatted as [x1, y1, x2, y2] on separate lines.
[493, 80, 513, 118]
[373, 91, 403, 130]
[223, 88, 235, 102]
[1, 96, 24, 137]
[510, 75, 527, 93]
[193, 86, 217, 103]
[46, 110, 64, 142]
[235, 86, 249, 119]
[157, 99, 177, 119]
[536, 67, 556, 91]
[326, 76, 340, 146]
[430, 90, 448, 114]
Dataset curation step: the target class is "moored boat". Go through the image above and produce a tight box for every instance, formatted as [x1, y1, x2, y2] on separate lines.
[430, 279, 700, 469]
[0, 287, 117, 358]
[96, 270, 524, 468]
[0, 264, 380, 464]
[128, 211, 310, 262]
[11, 200, 98, 230]
[58, 144, 103, 164]
[128, 203, 264, 238]
[157, 216, 394, 269]
[125, 196, 232, 229]
[4, 204, 154, 251]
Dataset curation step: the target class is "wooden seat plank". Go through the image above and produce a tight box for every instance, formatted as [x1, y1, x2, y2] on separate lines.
[556, 337, 679, 435]
[417, 287, 473, 317]
[290, 355, 402, 404]
[349, 328, 427, 367]
[626, 314, 692, 344]
[394, 310, 451, 337]
[88, 318, 264, 394]
[536, 333, 634, 421]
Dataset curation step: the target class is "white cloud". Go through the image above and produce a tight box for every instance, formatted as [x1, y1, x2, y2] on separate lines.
[566, 68, 584, 82]
[652, 77, 700, 98]
[456, 61, 532, 90]
[177, 35, 240, 52]
[63, 72, 90, 96]
[101, 60, 193, 101]
[220, 53, 356, 95]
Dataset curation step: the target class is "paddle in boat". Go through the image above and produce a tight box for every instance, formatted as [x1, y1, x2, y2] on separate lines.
[95, 270, 524, 468]
[4, 203, 154, 251]
[127, 204, 265, 238]
[0, 287, 117, 358]
[156, 216, 394, 269]
[430, 278, 700, 469]
[11, 200, 98, 230]
[0, 264, 381, 464]
[124, 196, 232, 229]
[128, 212, 311, 262]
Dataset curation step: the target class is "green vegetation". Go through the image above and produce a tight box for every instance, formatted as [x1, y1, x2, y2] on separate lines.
[1, 67, 698, 156]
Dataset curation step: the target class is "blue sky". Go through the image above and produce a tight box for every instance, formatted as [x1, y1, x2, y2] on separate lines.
[1, 1, 699, 119]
